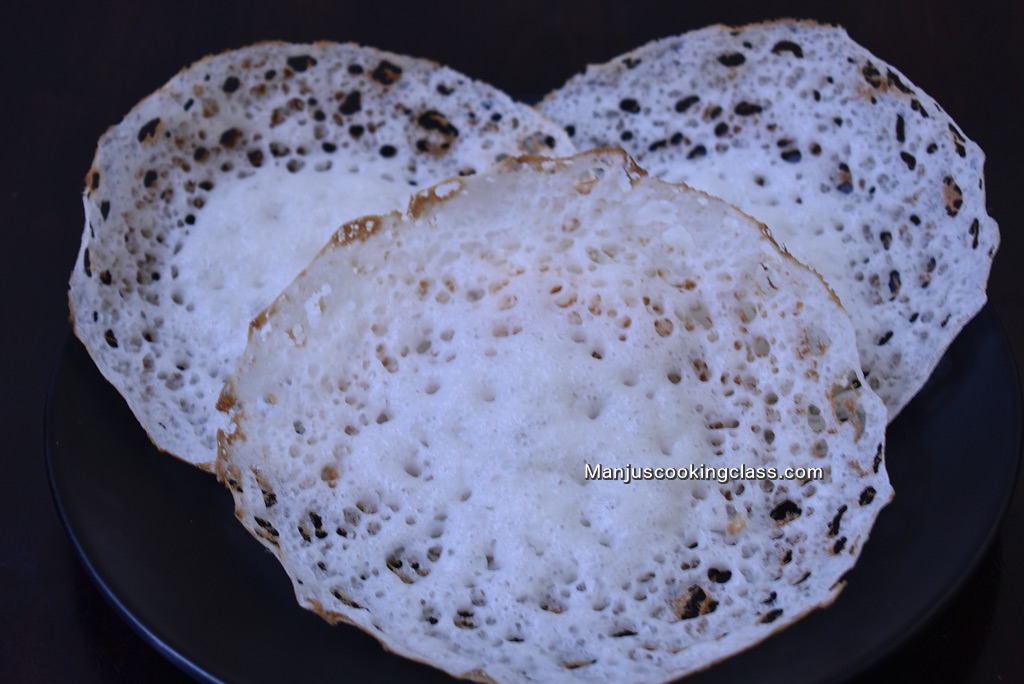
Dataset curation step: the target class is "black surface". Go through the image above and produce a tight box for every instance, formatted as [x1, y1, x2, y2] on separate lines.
[6, 1, 1024, 683]
[45, 307, 1020, 684]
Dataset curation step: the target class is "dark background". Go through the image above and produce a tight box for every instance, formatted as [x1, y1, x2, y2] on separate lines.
[3, 0, 1021, 682]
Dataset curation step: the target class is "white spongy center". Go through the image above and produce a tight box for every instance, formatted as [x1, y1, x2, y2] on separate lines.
[177, 162, 408, 339]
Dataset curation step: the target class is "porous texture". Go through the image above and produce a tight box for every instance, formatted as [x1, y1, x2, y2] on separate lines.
[538, 20, 999, 421]
[69, 41, 574, 467]
[218, 149, 891, 683]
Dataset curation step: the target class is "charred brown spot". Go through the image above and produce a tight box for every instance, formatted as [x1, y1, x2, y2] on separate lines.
[321, 466, 338, 484]
[886, 69, 913, 94]
[707, 568, 732, 583]
[675, 95, 700, 113]
[859, 486, 877, 505]
[386, 551, 413, 583]
[888, 269, 901, 297]
[949, 123, 967, 157]
[836, 162, 853, 194]
[418, 110, 458, 137]
[540, 596, 566, 614]
[673, 585, 718, 620]
[619, 98, 641, 113]
[827, 505, 847, 537]
[338, 90, 362, 115]
[770, 499, 801, 524]
[900, 151, 917, 171]
[692, 358, 710, 382]
[969, 218, 980, 249]
[734, 101, 763, 116]
[222, 76, 240, 93]
[562, 659, 597, 670]
[309, 512, 327, 538]
[943, 176, 963, 216]
[718, 52, 746, 67]
[862, 61, 883, 89]
[771, 40, 804, 58]
[286, 55, 317, 72]
[453, 609, 476, 628]
[137, 118, 161, 143]
[253, 516, 279, 537]
[219, 128, 243, 148]
[760, 608, 783, 624]
[331, 589, 363, 609]
[371, 59, 403, 85]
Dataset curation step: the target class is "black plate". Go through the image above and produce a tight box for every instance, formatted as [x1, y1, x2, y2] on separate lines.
[46, 306, 1021, 684]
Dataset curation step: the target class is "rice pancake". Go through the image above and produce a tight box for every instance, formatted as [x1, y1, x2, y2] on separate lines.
[538, 20, 999, 421]
[217, 149, 892, 683]
[69, 41, 574, 467]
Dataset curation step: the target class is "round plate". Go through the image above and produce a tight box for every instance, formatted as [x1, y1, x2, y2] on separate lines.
[46, 307, 1020, 684]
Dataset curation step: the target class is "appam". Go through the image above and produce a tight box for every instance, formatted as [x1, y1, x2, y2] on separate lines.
[217, 149, 892, 683]
[538, 20, 999, 420]
[69, 41, 574, 467]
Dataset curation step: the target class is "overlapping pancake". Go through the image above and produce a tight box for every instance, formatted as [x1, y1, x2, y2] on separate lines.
[69, 41, 573, 467]
[218, 149, 892, 683]
[538, 20, 999, 420]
